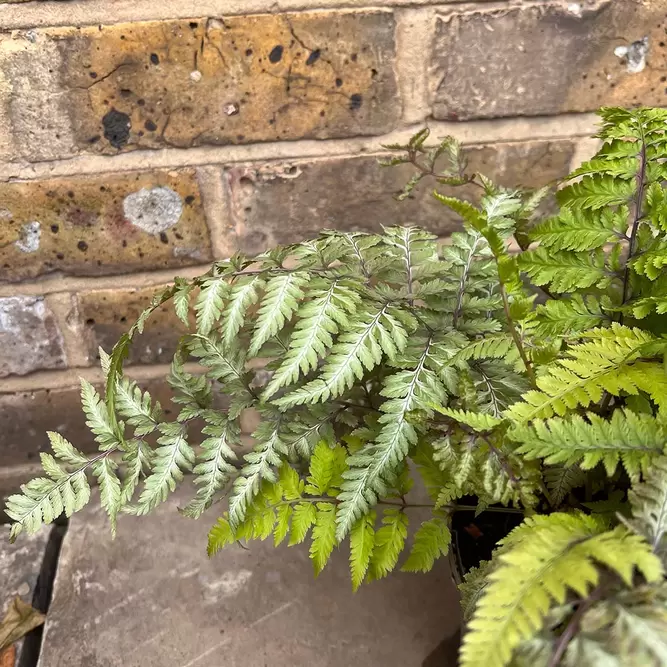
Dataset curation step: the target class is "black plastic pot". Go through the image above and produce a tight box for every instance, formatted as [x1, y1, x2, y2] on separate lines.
[421, 502, 524, 667]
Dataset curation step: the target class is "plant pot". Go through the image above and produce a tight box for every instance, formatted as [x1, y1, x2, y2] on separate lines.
[422, 502, 524, 667]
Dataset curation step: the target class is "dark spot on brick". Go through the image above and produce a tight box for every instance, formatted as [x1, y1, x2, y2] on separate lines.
[77, 240, 88, 252]
[88, 135, 101, 144]
[335, 77, 343, 87]
[246, 48, 253, 56]
[319, 110, 325, 117]
[56, 253, 64, 260]
[349, 93, 363, 111]
[90, 72, 98, 79]
[144, 119, 157, 132]
[86, 318, 95, 326]
[371, 68, 378, 78]
[306, 49, 321, 66]
[122, 239, 128, 247]
[159, 231, 169, 244]
[269, 45, 283, 63]
[120, 88, 133, 98]
[102, 109, 131, 148]
[120, 316, 127, 323]
[150, 53, 160, 65]
[185, 195, 196, 206]
[189, 21, 198, 29]
[351, 53, 358, 62]
[68, 191, 75, 199]
[661, 41, 665, 47]
[50, 224, 59, 233]
[137, 99, 146, 106]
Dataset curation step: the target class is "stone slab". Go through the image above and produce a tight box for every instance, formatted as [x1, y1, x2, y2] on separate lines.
[38, 489, 460, 667]
[432, 1, 667, 120]
[1, 525, 52, 666]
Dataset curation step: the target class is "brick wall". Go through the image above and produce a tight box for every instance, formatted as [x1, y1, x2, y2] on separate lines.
[0, 0, 663, 477]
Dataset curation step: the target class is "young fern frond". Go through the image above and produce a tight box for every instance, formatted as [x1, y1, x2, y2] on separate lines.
[628, 455, 667, 560]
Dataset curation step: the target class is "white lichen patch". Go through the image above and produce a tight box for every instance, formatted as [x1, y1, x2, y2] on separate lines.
[614, 37, 649, 74]
[14, 221, 41, 253]
[123, 187, 183, 235]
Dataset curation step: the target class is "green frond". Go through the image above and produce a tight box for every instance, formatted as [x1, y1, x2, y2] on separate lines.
[543, 464, 586, 507]
[227, 418, 287, 529]
[119, 439, 154, 505]
[453, 334, 516, 364]
[249, 272, 309, 356]
[207, 516, 235, 556]
[263, 280, 360, 398]
[134, 422, 195, 515]
[222, 276, 264, 350]
[510, 410, 666, 477]
[459, 560, 493, 622]
[368, 508, 408, 581]
[628, 455, 667, 559]
[556, 174, 634, 211]
[275, 305, 410, 408]
[167, 355, 212, 421]
[304, 441, 347, 496]
[534, 295, 607, 336]
[195, 276, 229, 336]
[80, 379, 120, 450]
[289, 501, 317, 546]
[274, 504, 293, 546]
[310, 502, 338, 576]
[92, 457, 121, 534]
[505, 325, 667, 422]
[518, 247, 611, 293]
[181, 415, 240, 519]
[115, 377, 162, 437]
[436, 407, 504, 432]
[460, 512, 662, 667]
[335, 339, 443, 539]
[401, 517, 451, 573]
[173, 278, 193, 326]
[631, 241, 667, 281]
[349, 511, 376, 590]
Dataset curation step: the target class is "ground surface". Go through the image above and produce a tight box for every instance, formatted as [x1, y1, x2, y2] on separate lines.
[1, 488, 461, 667]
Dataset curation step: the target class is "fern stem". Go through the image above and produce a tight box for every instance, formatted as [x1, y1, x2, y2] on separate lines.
[548, 585, 605, 667]
[499, 285, 536, 387]
[620, 138, 647, 320]
[453, 232, 483, 327]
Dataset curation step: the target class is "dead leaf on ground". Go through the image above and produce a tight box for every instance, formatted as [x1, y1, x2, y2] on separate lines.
[0, 644, 16, 667]
[0, 597, 45, 652]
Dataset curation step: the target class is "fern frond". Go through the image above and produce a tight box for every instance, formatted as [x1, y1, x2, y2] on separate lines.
[263, 280, 360, 398]
[631, 241, 667, 281]
[80, 379, 120, 450]
[92, 457, 121, 534]
[207, 515, 235, 556]
[628, 455, 667, 559]
[227, 417, 287, 529]
[275, 305, 410, 408]
[505, 325, 667, 422]
[509, 410, 665, 477]
[350, 511, 376, 590]
[167, 355, 212, 421]
[368, 508, 408, 581]
[289, 501, 317, 546]
[249, 272, 309, 356]
[195, 276, 229, 336]
[401, 517, 451, 573]
[181, 415, 240, 519]
[459, 560, 493, 622]
[335, 338, 443, 539]
[119, 439, 154, 505]
[115, 377, 162, 437]
[222, 276, 264, 350]
[534, 295, 607, 336]
[530, 207, 627, 252]
[556, 174, 634, 211]
[310, 502, 338, 576]
[134, 422, 195, 514]
[518, 247, 611, 293]
[460, 512, 662, 667]
[453, 334, 516, 364]
[436, 407, 504, 432]
[173, 278, 193, 326]
[304, 441, 347, 496]
[543, 464, 586, 507]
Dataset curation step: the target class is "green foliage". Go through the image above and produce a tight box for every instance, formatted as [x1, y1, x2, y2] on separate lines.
[9, 107, 667, 665]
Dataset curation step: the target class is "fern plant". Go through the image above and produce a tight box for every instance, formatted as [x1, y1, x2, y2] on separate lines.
[7, 107, 667, 666]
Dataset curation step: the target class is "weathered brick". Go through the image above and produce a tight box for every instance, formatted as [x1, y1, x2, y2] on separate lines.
[432, 1, 667, 120]
[0, 13, 397, 161]
[0, 296, 66, 377]
[0, 170, 211, 282]
[76, 286, 191, 366]
[224, 140, 575, 254]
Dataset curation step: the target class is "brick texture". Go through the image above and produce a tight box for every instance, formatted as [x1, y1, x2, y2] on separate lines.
[76, 286, 191, 366]
[432, 1, 667, 120]
[224, 140, 575, 254]
[0, 170, 210, 282]
[0, 12, 397, 161]
[0, 296, 66, 377]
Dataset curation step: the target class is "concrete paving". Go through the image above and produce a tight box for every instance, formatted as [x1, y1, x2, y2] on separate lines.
[35, 489, 461, 667]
